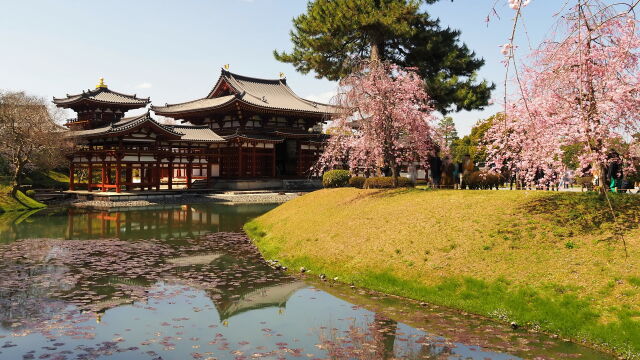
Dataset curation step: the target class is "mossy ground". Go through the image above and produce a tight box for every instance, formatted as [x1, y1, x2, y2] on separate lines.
[0, 186, 46, 212]
[245, 188, 640, 358]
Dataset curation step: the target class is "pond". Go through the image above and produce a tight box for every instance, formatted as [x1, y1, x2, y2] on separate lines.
[0, 204, 612, 360]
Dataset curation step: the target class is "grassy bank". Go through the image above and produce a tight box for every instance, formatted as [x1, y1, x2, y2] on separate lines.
[245, 188, 640, 358]
[0, 186, 46, 212]
[0, 170, 68, 213]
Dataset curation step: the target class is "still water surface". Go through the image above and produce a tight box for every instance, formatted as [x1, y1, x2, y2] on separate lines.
[0, 204, 612, 359]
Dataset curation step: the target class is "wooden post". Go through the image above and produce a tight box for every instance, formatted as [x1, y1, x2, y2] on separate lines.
[115, 161, 122, 193]
[252, 143, 257, 177]
[186, 161, 193, 189]
[271, 146, 276, 177]
[138, 164, 143, 191]
[238, 143, 243, 177]
[147, 164, 153, 190]
[69, 163, 75, 191]
[101, 162, 106, 192]
[218, 147, 223, 178]
[168, 160, 173, 190]
[155, 161, 161, 191]
[206, 155, 212, 188]
[87, 162, 93, 192]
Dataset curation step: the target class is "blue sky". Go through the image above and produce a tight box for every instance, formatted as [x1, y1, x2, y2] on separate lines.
[0, 0, 559, 135]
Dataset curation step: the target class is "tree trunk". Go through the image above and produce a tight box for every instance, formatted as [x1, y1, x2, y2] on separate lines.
[597, 162, 608, 194]
[10, 162, 24, 198]
[370, 36, 384, 63]
[371, 42, 381, 63]
[391, 165, 398, 188]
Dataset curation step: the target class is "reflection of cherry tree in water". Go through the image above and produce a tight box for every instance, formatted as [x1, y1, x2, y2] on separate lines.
[319, 313, 464, 359]
[373, 314, 398, 359]
[0, 240, 91, 339]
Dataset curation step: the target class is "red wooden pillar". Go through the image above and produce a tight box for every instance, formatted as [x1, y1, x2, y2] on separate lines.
[206, 156, 212, 188]
[186, 161, 193, 189]
[138, 164, 144, 191]
[87, 162, 93, 192]
[168, 160, 174, 190]
[252, 144, 257, 177]
[106, 164, 112, 186]
[101, 162, 107, 192]
[115, 161, 122, 193]
[155, 161, 161, 191]
[238, 144, 244, 177]
[69, 163, 75, 191]
[271, 146, 276, 177]
[218, 148, 223, 178]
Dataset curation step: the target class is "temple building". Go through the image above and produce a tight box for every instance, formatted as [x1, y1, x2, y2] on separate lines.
[56, 71, 334, 192]
[151, 69, 333, 178]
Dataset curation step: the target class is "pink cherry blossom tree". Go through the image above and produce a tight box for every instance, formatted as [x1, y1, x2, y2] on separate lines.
[317, 62, 437, 187]
[486, 4, 640, 188]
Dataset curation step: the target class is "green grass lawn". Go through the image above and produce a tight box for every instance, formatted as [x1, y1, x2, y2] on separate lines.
[0, 170, 67, 212]
[0, 185, 46, 212]
[245, 188, 640, 358]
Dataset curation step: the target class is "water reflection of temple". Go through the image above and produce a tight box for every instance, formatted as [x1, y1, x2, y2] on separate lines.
[0, 203, 276, 242]
[167, 252, 307, 322]
[67, 205, 223, 239]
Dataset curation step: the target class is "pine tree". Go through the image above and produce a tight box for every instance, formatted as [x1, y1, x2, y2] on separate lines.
[274, 0, 493, 113]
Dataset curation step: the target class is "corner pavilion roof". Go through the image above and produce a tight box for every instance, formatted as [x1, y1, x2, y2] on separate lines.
[68, 112, 225, 143]
[151, 69, 335, 117]
[53, 78, 150, 109]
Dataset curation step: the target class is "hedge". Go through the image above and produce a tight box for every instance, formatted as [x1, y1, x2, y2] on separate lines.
[322, 170, 351, 188]
[349, 176, 366, 189]
[364, 176, 413, 189]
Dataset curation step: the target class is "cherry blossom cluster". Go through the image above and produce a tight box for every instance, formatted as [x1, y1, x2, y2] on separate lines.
[317, 63, 437, 176]
[508, 0, 531, 10]
[486, 13, 640, 185]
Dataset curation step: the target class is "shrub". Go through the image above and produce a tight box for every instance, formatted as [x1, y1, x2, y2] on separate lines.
[364, 176, 413, 189]
[349, 176, 366, 189]
[463, 170, 503, 190]
[322, 170, 351, 188]
[25, 190, 36, 198]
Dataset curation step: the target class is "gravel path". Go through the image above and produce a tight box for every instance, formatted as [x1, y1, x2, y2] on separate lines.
[206, 193, 299, 203]
[71, 192, 301, 209]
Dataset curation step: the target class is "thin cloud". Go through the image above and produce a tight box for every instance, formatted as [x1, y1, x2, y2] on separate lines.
[136, 82, 153, 89]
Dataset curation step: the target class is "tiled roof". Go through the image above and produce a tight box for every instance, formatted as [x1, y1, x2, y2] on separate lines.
[69, 112, 182, 138]
[151, 69, 335, 116]
[151, 95, 235, 114]
[53, 87, 150, 107]
[167, 125, 226, 143]
[68, 112, 226, 143]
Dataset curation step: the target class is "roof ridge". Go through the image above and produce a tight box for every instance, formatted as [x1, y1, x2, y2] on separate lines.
[153, 94, 235, 109]
[223, 69, 284, 85]
[278, 82, 332, 108]
[96, 87, 150, 101]
[111, 111, 183, 137]
[55, 87, 150, 102]
[167, 124, 210, 129]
